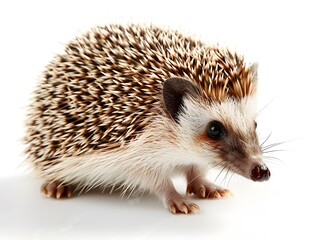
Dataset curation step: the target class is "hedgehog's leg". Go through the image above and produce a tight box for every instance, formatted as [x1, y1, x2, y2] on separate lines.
[186, 166, 232, 199]
[41, 181, 73, 199]
[156, 179, 199, 214]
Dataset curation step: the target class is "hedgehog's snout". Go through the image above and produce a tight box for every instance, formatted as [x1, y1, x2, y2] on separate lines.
[250, 164, 270, 182]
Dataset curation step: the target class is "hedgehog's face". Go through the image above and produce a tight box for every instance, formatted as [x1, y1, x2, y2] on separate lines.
[163, 77, 270, 182]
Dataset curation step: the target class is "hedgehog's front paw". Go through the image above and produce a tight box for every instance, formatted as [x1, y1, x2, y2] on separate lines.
[165, 192, 200, 214]
[186, 180, 232, 199]
[41, 181, 72, 199]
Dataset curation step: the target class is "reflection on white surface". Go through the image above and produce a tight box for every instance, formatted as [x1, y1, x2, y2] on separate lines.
[0, 164, 316, 240]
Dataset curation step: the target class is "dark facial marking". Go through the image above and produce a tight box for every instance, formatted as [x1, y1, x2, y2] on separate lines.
[203, 121, 252, 164]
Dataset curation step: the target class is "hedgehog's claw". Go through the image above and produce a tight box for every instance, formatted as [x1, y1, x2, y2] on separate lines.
[187, 180, 232, 199]
[166, 192, 200, 214]
[41, 182, 72, 199]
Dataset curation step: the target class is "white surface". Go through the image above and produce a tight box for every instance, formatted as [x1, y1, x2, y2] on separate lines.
[0, 0, 318, 239]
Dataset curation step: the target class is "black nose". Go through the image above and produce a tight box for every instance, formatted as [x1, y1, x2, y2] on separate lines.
[250, 165, 270, 182]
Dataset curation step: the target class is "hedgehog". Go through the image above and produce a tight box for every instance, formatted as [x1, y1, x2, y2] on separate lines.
[24, 24, 270, 214]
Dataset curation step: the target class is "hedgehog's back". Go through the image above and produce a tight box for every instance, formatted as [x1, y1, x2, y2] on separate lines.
[24, 24, 255, 168]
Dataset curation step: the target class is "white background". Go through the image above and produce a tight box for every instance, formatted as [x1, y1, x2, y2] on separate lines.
[0, 0, 318, 239]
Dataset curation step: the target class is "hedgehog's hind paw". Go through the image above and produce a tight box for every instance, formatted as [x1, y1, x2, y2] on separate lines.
[166, 193, 200, 214]
[41, 181, 72, 199]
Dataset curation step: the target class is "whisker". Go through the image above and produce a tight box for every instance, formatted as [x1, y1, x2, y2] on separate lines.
[214, 165, 227, 183]
[222, 167, 231, 186]
[188, 171, 204, 185]
[263, 160, 281, 167]
[227, 171, 235, 189]
[210, 161, 222, 169]
[263, 155, 282, 162]
[260, 131, 272, 148]
[262, 149, 285, 154]
[262, 141, 286, 151]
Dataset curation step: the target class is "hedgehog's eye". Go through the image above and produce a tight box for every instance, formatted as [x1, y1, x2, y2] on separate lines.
[207, 121, 225, 140]
[255, 121, 257, 129]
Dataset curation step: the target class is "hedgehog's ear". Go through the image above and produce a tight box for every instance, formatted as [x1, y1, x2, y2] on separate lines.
[162, 77, 200, 122]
